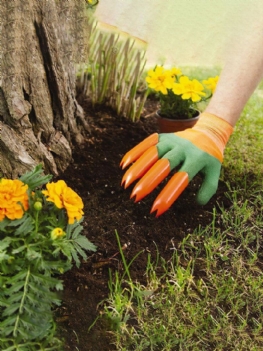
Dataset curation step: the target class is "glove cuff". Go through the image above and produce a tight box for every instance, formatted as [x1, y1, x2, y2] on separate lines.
[193, 112, 234, 154]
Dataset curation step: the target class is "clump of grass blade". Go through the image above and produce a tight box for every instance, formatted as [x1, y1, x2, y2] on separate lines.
[77, 18, 148, 121]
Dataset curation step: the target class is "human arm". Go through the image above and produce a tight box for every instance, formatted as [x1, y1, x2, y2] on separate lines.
[121, 8, 263, 216]
[205, 7, 263, 125]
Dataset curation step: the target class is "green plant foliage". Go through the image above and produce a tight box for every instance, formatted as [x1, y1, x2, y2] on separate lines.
[0, 165, 96, 349]
[77, 18, 148, 121]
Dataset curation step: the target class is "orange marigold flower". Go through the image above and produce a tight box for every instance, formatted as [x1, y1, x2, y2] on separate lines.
[42, 180, 84, 224]
[0, 179, 29, 221]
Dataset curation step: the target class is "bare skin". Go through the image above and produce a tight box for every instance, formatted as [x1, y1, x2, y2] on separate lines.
[205, 8, 263, 126]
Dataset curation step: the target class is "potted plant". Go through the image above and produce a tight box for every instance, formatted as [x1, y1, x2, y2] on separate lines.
[145, 66, 218, 132]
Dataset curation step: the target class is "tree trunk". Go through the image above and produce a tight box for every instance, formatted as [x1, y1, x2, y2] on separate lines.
[0, 0, 90, 178]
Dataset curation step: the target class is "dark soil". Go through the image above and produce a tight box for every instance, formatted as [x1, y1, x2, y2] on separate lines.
[57, 98, 230, 351]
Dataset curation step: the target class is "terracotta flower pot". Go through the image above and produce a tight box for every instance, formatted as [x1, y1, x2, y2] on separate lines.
[156, 110, 200, 133]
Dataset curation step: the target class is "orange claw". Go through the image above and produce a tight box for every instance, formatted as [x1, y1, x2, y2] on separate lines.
[121, 146, 159, 188]
[120, 133, 159, 169]
[130, 159, 170, 202]
[150, 171, 189, 217]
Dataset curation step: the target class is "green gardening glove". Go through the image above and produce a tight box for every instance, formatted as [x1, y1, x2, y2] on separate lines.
[120, 112, 233, 216]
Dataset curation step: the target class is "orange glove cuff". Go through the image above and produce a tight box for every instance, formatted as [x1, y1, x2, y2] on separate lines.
[193, 113, 234, 153]
[176, 112, 234, 162]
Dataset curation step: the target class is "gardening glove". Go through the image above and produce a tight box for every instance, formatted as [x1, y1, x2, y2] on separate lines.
[120, 112, 233, 216]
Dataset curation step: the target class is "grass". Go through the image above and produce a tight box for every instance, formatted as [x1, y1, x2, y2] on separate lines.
[101, 68, 263, 350]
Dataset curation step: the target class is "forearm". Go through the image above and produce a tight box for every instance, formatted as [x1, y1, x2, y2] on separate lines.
[205, 10, 263, 126]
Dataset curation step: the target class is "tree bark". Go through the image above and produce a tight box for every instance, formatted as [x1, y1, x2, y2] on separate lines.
[0, 0, 90, 178]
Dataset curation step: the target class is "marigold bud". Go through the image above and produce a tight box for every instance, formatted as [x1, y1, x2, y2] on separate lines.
[34, 201, 42, 211]
[51, 227, 66, 240]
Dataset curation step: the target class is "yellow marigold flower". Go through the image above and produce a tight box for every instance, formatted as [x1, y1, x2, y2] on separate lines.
[172, 82, 183, 96]
[146, 66, 174, 95]
[173, 76, 206, 102]
[202, 76, 219, 93]
[51, 227, 65, 240]
[169, 67, 182, 77]
[0, 179, 29, 221]
[42, 180, 84, 224]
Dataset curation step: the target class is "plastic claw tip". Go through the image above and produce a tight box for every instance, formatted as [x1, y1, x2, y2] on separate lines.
[150, 171, 189, 217]
[130, 159, 171, 202]
[120, 133, 159, 169]
[121, 146, 159, 188]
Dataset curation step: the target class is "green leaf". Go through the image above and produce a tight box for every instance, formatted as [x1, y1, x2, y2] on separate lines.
[4, 282, 25, 295]
[71, 249, 80, 267]
[0, 237, 11, 251]
[25, 292, 44, 306]
[6, 270, 27, 285]
[66, 219, 83, 239]
[74, 244, 88, 261]
[0, 345, 16, 351]
[12, 245, 27, 254]
[72, 224, 83, 239]
[74, 235, 97, 252]
[0, 218, 11, 232]
[19, 164, 52, 190]
[2, 303, 21, 317]
[54, 241, 73, 261]
[39, 259, 70, 273]
[0, 297, 9, 307]
[0, 251, 10, 263]
[0, 315, 17, 328]
[0, 325, 16, 337]
[14, 214, 34, 236]
[30, 272, 62, 289]
[5, 292, 24, 304]
[55, 281, 64, 291]
[26, 248, 42, 260]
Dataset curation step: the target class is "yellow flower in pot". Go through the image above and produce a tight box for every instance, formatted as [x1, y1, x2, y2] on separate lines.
[146, 66, 218, 132]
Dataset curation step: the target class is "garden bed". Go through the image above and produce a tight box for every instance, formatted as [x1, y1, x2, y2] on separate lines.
[58, 98, 230, 351]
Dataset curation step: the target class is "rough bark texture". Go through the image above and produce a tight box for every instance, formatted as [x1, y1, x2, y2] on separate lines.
[0, 0, 90, 178]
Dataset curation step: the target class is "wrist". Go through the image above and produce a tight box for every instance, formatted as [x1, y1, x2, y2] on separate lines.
[193, 112, 234, 154]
